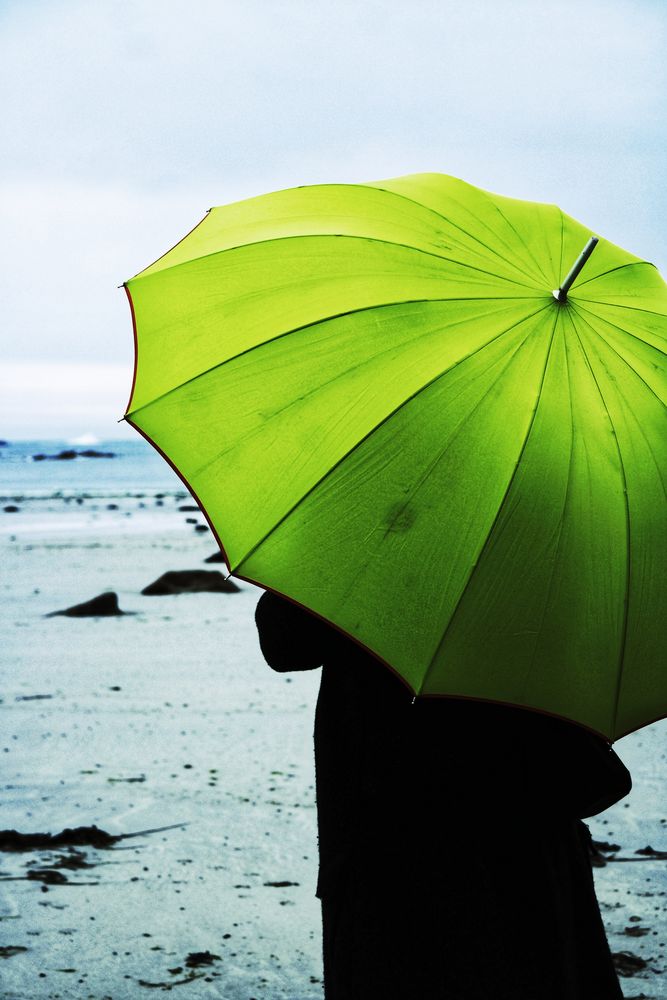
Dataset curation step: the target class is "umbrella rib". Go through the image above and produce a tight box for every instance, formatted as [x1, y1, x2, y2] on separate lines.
[574, 297, 667, 350]
[131, 231, 544, 291]
[416, 309, 561, 697]
[570, 303, 667, 406]
[568, 297, 667, 319]
[231, 301, 553, 574]
[188, 301, 528, 480]
[126, 296, 544, 418]
[482, 198, 553, 287]
[361, 181, 548, 285]
[572, 260, 654, 289]
[127, 210, 211, 281]
[570, 307, 666, 488]
[509, 316, 577, 706]
[569, 325, 632, 741]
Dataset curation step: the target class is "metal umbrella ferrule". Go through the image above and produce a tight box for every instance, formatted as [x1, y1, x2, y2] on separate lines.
[552, 236, 599, 302]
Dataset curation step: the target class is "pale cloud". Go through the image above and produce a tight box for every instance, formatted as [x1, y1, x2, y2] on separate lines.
[0, 361, 133, 440]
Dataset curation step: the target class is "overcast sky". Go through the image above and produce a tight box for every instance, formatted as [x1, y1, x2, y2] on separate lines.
[1, 0, 665, 438]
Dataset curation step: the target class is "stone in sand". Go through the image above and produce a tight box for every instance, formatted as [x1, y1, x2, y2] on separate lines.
[141, 570, 240, 595]
[184, 951, 221, 968]
[204, 550, 226, 563]
[0, 825, 119, 851]
[0, 946, 28, 959]
[611, 950, 649, 976]
[47, 592, 129, 617]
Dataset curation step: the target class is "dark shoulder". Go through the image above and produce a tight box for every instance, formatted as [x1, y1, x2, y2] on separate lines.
[255, 591, 347, 672]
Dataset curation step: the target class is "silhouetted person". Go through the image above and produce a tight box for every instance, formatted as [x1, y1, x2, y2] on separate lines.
[255, 589, 631, 999]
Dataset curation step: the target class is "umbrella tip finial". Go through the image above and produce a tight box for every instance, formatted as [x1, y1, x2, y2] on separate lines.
[553, 235, 599, 303]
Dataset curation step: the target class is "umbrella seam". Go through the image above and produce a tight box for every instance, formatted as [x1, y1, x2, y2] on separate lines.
[569, 298, 667, 319]
[480, 197, 553, 288]
[186, 303, 529, 480]
[230, 301, 553, 574]
[124, 414, 235, 575]
[572, 260, 655, 290]
[360, 180, 550, 286]
[416, 310, 560, 696]
[124, 285, 139, 416]
[569, 308, 665, 494]
[132, 179, 546, 287]
[509, 315, 576, 707]
[572, 304, 667, 397]
[126, 296, 547, 419]
[126, 210, 211, 281]
[569, 322, 632, 741]
[325, 331, 539, 637]
[128, 231, 546, 292]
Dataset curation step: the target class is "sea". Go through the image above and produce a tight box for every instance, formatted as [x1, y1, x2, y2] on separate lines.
[0, 438, 184, 499]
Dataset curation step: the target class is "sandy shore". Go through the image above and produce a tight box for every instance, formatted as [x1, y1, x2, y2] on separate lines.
[1, 493, 666, 998]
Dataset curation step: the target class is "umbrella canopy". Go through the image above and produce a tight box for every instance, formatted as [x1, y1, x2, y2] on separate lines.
[124, 173, 667, 742]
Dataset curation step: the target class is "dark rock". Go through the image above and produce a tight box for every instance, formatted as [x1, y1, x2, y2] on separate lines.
[204, 550, 226, 563]
[141, 570, 240, 595]
[27, 868, 69, 885]
[0, 826, 119, 852]
[3, 505, 19, 513]
[635, 845, 667, 858]
[51, 849, 93, 871]
[611, 950, 649, 976]
[178, 505, 199, 512]
[185, 517, 198, 524]
[592, 840, 621, 854]
[0, 440, 8, 447]
[263, 880, 300, 887]
[184, 951, 221, 968]
[47, 592, 130, 617]
[194, 524, 209, 533]
[0, 823, 186, 854]
[0, 946, 28, 959]
[32, 449, 114, 462]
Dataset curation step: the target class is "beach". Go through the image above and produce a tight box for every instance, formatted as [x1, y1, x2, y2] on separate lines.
[1, 441, 666, 999]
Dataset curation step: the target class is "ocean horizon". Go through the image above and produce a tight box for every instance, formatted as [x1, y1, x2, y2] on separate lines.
[0, 437, 184, 498]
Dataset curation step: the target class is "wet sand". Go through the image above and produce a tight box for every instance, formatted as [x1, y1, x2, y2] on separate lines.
[0, 494, 666, 998]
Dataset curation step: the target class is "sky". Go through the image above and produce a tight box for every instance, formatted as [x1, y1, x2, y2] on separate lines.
[1, 0, 665, 439]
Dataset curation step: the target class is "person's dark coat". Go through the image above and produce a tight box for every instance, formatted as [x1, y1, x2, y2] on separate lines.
[255, 590, 631, 999]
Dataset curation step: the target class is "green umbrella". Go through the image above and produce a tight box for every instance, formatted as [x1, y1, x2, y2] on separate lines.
[123, 173, 666, 742]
